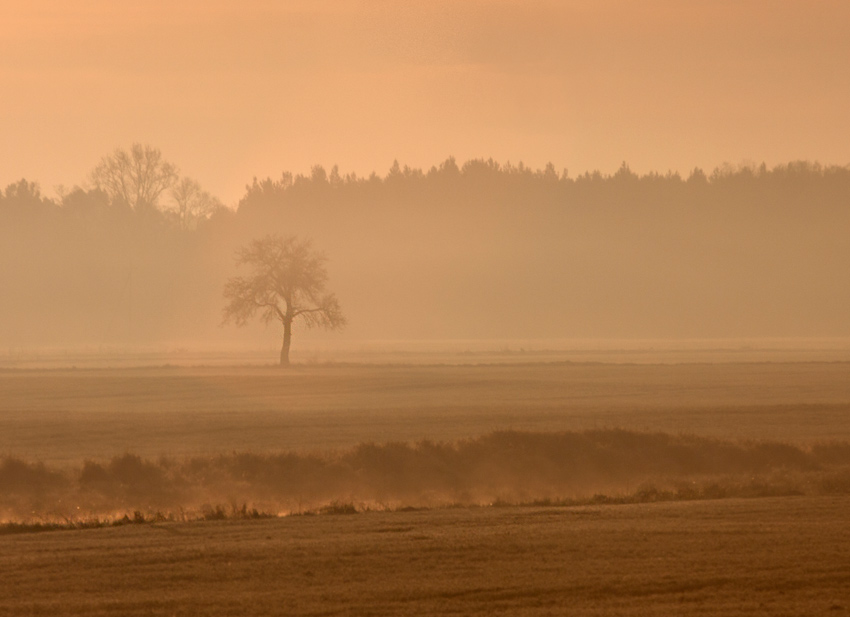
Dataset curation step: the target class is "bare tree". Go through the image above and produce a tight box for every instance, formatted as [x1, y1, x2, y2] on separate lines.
[90, 143, 179, 211]
[222, 235, 346, 366]
[169, 177, 223, 230]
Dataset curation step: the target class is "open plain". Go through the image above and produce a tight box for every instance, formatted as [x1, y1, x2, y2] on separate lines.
[1, 497, 849, 616]
[3, 359, 850, 464]
[2, 357, 850, 614]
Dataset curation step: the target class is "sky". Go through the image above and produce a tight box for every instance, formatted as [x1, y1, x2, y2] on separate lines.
[2, 0, 850, 206]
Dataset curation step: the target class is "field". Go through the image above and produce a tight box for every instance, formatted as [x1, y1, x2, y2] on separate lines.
[2, 497, 849, 616]
[2, 356, 850, 614]
[4, 359, 850, 465]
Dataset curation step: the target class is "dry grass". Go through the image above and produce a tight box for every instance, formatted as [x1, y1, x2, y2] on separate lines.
[3, 361, 850, 614]
[1, 496, 848, 616]
[2, 362, 850, 467]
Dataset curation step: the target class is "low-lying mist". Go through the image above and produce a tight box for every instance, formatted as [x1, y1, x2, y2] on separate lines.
[3, 429, 850, 524]
[4, 159, 850, 349]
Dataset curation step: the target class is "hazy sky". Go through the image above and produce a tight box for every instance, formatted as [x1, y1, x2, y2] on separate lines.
[3, 0, 850, 205]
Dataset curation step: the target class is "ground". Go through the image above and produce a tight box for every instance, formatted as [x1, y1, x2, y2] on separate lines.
[2, 497, 849, 616]
[2, 357, 850, 614]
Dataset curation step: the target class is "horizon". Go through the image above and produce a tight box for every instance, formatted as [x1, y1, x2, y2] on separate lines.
[4, 1, 850, 205]
[5, 336, 850, 372]
[6, 154, 849, 208]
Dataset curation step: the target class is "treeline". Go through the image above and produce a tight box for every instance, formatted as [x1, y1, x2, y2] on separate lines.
[2, 151, 849, 347]
[5, 156, 847, 231]
[239, 157, 850, 209]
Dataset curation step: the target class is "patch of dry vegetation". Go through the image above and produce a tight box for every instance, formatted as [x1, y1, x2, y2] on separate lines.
[2, 496, 850, 616]
[4, 429, 850, 525]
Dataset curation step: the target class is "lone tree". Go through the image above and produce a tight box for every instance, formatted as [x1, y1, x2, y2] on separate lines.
[222, 235, 346, 366]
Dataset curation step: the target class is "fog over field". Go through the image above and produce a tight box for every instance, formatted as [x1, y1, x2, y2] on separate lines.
[3, 2, 850, 614]
[3, 159, 850, 354]
[2, 362, 850, 522]
[3, 2, 850, 354]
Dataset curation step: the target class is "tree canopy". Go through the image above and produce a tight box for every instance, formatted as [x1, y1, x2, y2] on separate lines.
[90, 143, 179, 212]
[222, 235, 345, 365]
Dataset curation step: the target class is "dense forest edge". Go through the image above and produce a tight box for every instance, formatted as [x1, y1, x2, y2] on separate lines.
[2, 151, 850, 347]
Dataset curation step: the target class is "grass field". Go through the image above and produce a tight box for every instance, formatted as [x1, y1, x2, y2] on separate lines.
[1, 496, 849, 616]
[3, 361, 850, 465]
[2, 358, 850, 614]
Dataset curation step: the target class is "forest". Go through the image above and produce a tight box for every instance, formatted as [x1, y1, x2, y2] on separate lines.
[2, 148, 849, 349]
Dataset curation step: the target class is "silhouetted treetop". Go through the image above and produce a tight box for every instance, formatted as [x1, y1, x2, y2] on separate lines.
[235, 157, 850, 219]
[0, 179, 57, 220]
[90, 143, 179, 212]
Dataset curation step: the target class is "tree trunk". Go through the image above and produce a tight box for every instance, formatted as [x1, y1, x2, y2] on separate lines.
[280, 319, 292, 366]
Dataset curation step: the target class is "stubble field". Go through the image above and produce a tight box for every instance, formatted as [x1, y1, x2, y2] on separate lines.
[2, 357, 850, 614]
[2, 497, 849, 616]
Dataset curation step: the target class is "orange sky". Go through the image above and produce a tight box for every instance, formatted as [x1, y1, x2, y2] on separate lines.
[2, 0, 850, 205]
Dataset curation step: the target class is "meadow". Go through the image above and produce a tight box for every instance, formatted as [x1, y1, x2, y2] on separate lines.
[2, 356, 850, 614]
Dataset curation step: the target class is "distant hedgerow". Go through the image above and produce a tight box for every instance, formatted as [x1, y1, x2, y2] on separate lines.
[3, 429, 850, 524]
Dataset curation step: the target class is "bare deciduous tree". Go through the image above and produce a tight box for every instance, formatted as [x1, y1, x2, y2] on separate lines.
[169, 177, 222, 230]
[90, 143, 179, 211]
[222, 235, 345, 366]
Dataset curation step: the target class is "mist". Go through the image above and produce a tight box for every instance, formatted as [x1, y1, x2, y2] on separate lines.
[4, 429, 850, 522]
[1, 157, 849, 355]
[4, 4, 850, 615]
[5, 1, 850, 203]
